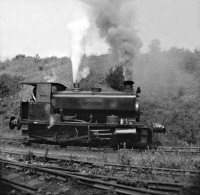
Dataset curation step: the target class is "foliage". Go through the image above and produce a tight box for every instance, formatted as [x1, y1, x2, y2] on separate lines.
[0, 74, 24, 98]
[137, 44, 200, 145]
[140, 150, 200, 170]
[38, 65, 44, 71]
[141, 96, 200, 145]
[105, 64, 124, 91]
[117, 149, 132, 165]
[0, 60, 10, 70]
[0, 74, 23, 124]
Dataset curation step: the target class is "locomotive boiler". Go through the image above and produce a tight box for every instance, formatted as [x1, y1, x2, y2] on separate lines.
[9, 81, 165, 148]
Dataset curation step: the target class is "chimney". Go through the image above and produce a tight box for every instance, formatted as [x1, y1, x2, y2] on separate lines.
[72, 81, 81, 91]
[74, 82, 80, 89]
[123, 80, 134, 92]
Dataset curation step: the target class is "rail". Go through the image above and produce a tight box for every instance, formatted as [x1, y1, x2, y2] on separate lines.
[0, 158, 188, 195]
[0, 147, 199, 176]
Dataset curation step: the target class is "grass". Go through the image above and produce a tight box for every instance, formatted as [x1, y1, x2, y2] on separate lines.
[39, 147, 200, 171]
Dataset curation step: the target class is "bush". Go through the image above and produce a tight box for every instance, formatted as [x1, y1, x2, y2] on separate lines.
[0, 62, 8, 70]
[105, 64, 124, 90]
[0, 74, 24, 98]
[38, 65, 44, 71]
[141, 96, 200, 145]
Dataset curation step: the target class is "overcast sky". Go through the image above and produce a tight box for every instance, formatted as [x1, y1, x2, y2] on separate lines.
[0, 0, 199, 60]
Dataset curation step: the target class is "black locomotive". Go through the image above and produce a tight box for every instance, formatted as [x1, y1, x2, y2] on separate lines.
[9, 81, 165, 148]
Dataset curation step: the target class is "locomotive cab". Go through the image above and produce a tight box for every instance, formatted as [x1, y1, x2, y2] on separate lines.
[17, 82, 66, 125]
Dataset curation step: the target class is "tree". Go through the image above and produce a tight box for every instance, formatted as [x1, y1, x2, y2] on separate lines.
[105, 64, 124, 90]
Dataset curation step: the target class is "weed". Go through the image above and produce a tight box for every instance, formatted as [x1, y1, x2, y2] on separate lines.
[117, 149, 132, 165]
[38, 65, 44, 71]
[22, 150, 35, 162]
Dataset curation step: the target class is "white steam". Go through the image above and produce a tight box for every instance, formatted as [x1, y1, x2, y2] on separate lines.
[47, 115, 55, 129]
[67, 16, 90, 83]
[77, 66, 90, 82]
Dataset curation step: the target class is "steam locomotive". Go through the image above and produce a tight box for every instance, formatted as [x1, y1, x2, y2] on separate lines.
[9, 81, 165, 148]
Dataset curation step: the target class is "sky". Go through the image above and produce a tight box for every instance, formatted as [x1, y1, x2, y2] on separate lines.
[0, 0, 200, 60]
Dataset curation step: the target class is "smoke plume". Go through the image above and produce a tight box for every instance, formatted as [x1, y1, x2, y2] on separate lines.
[67, 11, 90, 83]
[83, 0, 142, 80]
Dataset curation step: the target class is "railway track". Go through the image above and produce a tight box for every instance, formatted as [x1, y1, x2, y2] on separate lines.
[0, 146, 200, 178]
[1, 136, 200, 154]
[0, 137, 22, 144]
[0, 158, 194, 195]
